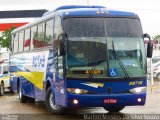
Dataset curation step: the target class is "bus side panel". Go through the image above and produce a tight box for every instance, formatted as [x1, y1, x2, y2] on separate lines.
[10, 75, 18, 93]
[19, 76, 35, 98]
[11, 51, 50, 99]
[34, 85, 45, 101]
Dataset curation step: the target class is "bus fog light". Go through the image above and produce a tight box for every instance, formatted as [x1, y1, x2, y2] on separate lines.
[129, 87, 146, 94]
[137, 98, 142, 102]
[73, 99, 79, 104]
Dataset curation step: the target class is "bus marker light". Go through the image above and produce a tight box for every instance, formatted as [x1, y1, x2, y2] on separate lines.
[73, 99, 79, 104]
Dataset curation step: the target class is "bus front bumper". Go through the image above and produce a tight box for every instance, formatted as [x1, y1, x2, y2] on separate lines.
[66, 93, 146, 108]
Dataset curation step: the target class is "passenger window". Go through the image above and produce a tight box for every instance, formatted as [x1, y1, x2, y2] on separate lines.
[34, 23, 45, 49]
[19, 31, 24, 52]
[45, 19, 53, 47]
[30, 26, 37, 50]
[13, 33, 19, 53]
[24, 29, 30, 51]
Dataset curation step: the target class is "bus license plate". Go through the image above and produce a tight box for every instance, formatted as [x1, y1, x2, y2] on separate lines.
[104, 99, 117, 104]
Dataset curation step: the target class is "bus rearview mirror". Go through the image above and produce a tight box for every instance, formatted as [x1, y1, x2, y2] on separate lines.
[143, 33, 151, 40]
[147, 41, 153, 58]
[143, 33, 153, 58]
[59, 34, 66, 56]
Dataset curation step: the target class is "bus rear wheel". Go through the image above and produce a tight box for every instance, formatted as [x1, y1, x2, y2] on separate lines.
[0, 84, 4, 96]
[103, 106, 125, 113]
[45, 86, 65, 114]
[18, 82, 27, 103]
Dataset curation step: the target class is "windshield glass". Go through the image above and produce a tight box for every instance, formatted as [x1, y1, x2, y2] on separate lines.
[64, 17, 146, 78]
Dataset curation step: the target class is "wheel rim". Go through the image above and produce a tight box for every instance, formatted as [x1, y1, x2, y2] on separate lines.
[19, 86, 22, 99]
[49, 93, 60, 110]
[1, 86, 4, 95]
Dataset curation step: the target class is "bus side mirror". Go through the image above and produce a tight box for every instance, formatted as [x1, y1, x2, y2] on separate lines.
[58, 34, 66, 56]
[143, 33, 151, 40]
[143, 33, 153, 58]
[147, 41, 153, 58]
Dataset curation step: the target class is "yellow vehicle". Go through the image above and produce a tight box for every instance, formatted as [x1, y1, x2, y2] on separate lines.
[0, 72, 10, 96]
[0, 52, 10, 96]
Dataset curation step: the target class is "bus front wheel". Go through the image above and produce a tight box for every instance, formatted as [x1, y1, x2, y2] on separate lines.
[45, 86, 65, 114]
[103, 106, 125, 113]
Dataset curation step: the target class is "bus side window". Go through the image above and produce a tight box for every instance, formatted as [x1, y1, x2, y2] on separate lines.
[34, 23, 45, 49]
[13, 33, 19, 53]
[19, 31, 24, 52]
[30, 26, 38, 50]
[45, 19, 53, 47]
[24, 28, 31, 51]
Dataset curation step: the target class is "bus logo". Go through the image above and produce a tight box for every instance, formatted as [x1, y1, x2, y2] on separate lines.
[32, 55, 45, 68]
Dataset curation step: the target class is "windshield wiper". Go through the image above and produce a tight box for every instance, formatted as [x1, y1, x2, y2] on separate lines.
[88, 42, 102, 80]
[112, 41, 130, 78]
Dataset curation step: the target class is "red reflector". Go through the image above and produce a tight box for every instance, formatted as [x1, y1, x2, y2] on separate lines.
[104, 99, 117, 104]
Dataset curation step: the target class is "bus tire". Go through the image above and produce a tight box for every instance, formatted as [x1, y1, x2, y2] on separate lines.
[27, 97, 35, 103]
[103, 106, 125, 113]
[18, 82, 27, 103]
[45, 86, 65, 114]
[0, 84, 4, 96]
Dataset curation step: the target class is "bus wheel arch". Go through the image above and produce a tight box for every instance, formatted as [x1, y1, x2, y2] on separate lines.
[46, 80, 51, 91]
[45, 86, 65, 114]
[0, 80, 5, 96]
[103, 106, 125, 113]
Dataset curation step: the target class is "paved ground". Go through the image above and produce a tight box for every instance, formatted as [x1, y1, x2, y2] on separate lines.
[0, 80, 160, 120]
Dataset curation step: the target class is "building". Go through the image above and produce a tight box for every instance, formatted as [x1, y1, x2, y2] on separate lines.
[0, 6, 48, 52]
[0, 9, 48, 32]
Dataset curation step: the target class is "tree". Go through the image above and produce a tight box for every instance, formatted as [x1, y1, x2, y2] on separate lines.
[0, 26, 16, 51]
[152, 35, 160, 41]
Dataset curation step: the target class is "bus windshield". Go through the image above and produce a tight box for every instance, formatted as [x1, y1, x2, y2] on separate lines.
[64, 17, 146, 78]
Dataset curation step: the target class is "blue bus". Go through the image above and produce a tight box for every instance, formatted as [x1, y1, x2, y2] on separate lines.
[10, 5, 152, 114]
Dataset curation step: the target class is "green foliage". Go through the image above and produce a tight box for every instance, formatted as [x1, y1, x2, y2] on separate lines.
[152, 35, 160, 41]
[0, 26, 16, 50]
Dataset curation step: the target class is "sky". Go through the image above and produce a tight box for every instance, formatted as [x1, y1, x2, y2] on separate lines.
[0, 0, 160, 37]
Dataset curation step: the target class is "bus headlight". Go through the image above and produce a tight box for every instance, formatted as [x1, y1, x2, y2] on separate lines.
[129, 87, 147, 94]
[67, 88, 88, 94]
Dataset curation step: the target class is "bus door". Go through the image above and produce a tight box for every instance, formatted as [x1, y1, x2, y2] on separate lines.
[53, 50, 65, 106]
[52, 15, 66, 106]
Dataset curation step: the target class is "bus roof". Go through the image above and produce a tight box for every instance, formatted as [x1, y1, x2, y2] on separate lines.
[11, 5, 138, 34]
